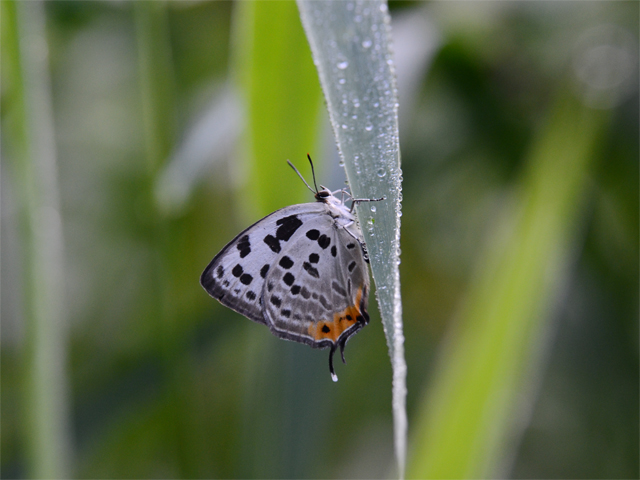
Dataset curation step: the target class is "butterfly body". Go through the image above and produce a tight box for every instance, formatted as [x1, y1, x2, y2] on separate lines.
[201, 173, 373, 381]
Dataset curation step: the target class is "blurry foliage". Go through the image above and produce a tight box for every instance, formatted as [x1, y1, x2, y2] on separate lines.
[1, 1, 638, 479]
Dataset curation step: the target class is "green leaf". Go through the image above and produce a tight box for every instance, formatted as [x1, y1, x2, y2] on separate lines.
[297, 1, 406, 477]
[408, 89, 608, 479]
[235, 0, 323, 217]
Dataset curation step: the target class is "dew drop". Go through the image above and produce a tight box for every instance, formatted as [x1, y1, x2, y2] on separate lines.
[377, 168, 386, 178]
[341, 124, 348, 130]
[339, 78, 346, 85]
[365, 124, 373, 132]
[362, 39, 372, 49]
[337, 61, 349, 70]
[370, 205, 377, 213]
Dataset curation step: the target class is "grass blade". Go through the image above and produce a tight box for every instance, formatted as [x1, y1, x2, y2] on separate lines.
[408, 89, 607, 478]
[4, 1, 71, 476]
[297, 1, 406, 476]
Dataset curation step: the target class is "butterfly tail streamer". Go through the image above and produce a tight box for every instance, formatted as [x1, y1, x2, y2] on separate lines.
[329, 344, 339, 382]
[297, 1, 406, 477]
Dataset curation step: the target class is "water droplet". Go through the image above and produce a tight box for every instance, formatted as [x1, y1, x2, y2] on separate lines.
[337, 61, 349, 70]
[339, 78, 346, 84]
[352, 114, 358, 120]
[341, 124, 348, 130]
[377, 168, 386, 177]
[362, 39, 372, 49]
[365, 124, 373, 131]
[370, 205, 377, 213]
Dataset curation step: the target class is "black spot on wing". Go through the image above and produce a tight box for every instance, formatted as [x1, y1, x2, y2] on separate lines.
[276, 215, 302, 241]
[301, 286, 311, 299]
[322, 325, 330, 333]
[309, 253, 319, 264]
[263, 235, 281, 253]
[306, 229, 320, 240]
[279, 256, 294, 269]
[246, 291, 256, 301]
[216, 266, 224, 278]
[317, 234, 330, 249]
[232, 265, 243, 277]
[237, 235, 251, 258]
[331, 245, 337, 257]
[348, 261, 357, 272]
[346, 243, 356, 249]
[281, 309, 291, 318]
[291, 285, 301, 295]
[283, 272, 295, 286]
[303, 262, 319, 278]
[270, 295, 282, 308]
[260, 264, 270, 278]
[240, 273, 253, 285]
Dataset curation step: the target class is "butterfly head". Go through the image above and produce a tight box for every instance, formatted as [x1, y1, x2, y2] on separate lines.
[314, 187, 331, 201]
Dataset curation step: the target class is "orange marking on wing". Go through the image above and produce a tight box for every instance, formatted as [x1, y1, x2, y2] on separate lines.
[308, 288, 363, 342]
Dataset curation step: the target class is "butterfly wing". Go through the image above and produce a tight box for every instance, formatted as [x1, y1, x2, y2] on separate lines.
[263, 212, 370, 354]
[200, 203, 326, 324]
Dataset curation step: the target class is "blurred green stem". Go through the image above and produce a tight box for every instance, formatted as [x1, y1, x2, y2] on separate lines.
[408, 89, 607, 478]
[236, 0, 322, 217]
[4, 0, 71, 477]
[134, 1, 187, 476]
[231, 2, 324, 477]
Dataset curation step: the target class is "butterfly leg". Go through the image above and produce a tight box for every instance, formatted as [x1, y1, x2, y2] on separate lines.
[349, 196, 385, 213]
[339, 222, 370, 263]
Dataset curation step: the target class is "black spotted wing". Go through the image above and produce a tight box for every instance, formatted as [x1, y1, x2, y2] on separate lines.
[263, 214, 370, 352]
[200, 203, 326, 324]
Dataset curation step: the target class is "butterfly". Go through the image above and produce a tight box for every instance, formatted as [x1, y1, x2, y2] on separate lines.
[200, 155, 382, 381]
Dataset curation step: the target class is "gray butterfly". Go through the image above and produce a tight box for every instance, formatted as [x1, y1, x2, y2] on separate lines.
[200, 156, 382, 381]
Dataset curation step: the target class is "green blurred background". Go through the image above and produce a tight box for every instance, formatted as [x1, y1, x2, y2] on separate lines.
[1, 1, 637, 478]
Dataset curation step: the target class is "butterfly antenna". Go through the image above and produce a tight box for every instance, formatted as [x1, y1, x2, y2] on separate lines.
[287, 159, 316, 194]
[306, 153, 320, 193]
[329, 344, 338, 382]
